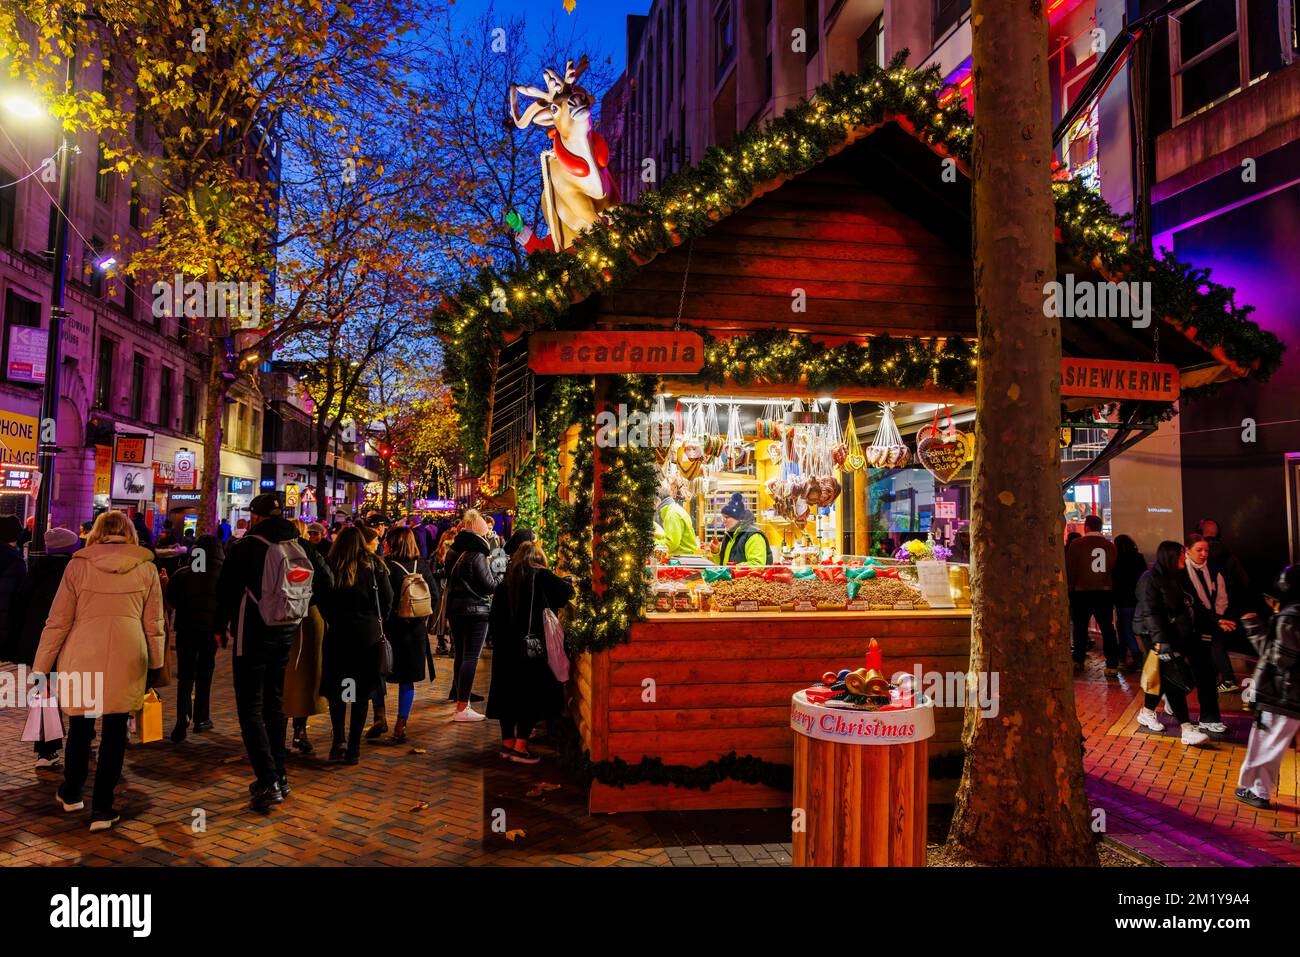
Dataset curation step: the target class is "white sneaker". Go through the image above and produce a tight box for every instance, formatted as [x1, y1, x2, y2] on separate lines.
[55, 788, 83, 812]
[452, 708, 485, 722]
[1136, 708, 1163, 732]
[1198, 721, 1227, 734]
[35, 753, 62, 769]
[1180, 723, 1210, 746]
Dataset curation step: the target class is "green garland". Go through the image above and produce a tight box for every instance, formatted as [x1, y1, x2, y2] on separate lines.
[437, 54, 1281, 476]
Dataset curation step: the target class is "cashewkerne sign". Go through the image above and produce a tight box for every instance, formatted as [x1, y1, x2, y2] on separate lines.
[528, 331, 705, 375]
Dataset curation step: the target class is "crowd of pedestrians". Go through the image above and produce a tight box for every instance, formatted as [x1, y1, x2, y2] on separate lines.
[0, 496, 575, 827]
[1066, 513, 1300, 810]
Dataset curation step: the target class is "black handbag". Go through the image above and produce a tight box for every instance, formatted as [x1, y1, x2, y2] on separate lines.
[520, 574, 544, 660]
[1157, 646, 1197, 693]
[372, 566, 394, 677]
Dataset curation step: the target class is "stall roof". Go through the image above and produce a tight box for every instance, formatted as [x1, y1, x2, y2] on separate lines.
[440, 62, 1283, 471]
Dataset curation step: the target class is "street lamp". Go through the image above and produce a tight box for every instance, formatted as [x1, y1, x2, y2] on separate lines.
[3, 69, 75, 558]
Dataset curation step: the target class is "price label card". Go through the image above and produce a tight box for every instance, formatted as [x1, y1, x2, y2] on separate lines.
[893, 601, 915, 611]
[735, 600, 759, 612]
[847, 599, 870, 611]
[792, 600, 817, 612]
[915, 560, 956, 609]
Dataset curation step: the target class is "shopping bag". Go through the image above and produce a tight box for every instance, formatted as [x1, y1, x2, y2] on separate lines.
[1139, 650, 1161, 695]
[543, 608, 569, 683]
[136, 690, 163, 743]
[21, 690, 63, 743]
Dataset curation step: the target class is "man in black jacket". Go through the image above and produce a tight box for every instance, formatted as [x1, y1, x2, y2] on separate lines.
[1235, 566, 1300, 809]
[166, 534, 224, 742]
[217, 494, 326, 811]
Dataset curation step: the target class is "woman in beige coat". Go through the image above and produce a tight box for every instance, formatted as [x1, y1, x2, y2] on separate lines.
[34, 511, 165, 832]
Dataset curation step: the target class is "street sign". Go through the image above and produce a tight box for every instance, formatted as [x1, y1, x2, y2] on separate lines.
[1061, 359, 1180, 402]
[0, 410, 38, 469]
[173, 451, 196, 489]
[528, 331, 704, 375]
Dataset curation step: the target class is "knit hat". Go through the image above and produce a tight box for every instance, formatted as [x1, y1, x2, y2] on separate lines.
[721, 492, 752, 522]
[43, 527, 78, 553]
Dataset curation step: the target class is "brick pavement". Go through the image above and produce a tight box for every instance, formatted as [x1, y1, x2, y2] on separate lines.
[1077, 653, 1300, 866]
[5, 643, 1297, 867]
[0, 652, 792, 867]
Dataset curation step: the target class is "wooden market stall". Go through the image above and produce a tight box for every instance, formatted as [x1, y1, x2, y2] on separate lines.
[440, 65, 1280, 816]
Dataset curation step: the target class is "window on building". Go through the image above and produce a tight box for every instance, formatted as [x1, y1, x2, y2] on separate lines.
[1169, 0, 1288, 122]
[134, 108, 146, 144]
[859, 14, 885, 70]
[932, 0, 972, 44]
[95, 142, 112, 204]
[122, 273, 138, 322]
[130, 352, 146, 420]
[158, 366, 172, 427]
[2, 290, 41, 384]
[90, 236, 106, 297]
[716, 2, 736, 82]
[804, 0, 821, 60]
[95, 337, 116, 410]
[0, 166, 15, 247]
[679, 0, 687, 80]
[182, 377, 198, 434]
[251, 407, 262, 449]
[129, 179, 142, 229]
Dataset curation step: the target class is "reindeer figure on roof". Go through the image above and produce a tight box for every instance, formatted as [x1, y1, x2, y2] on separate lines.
[510, 56, 619, 253]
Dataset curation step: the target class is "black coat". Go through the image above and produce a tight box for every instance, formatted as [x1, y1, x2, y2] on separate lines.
[445, 530, 501, 620]
[321, 555, 393, 695]
[486, 567, 575, 724]
[1246, 603, 1300, 719]
[1112, 550, 1147, 609]
[3, 553, 70, 666]
[1133, 564, 1196, 653]
[166, 561, 223, 637]
[216, 517, 309, 648]
[0, 543, 26, 662]
[384, 556, 434, 684]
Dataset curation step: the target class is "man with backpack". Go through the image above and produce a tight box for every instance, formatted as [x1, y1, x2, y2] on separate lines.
[217, 493, 319, 812]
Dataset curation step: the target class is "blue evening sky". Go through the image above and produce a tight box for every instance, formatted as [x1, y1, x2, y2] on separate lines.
[467, 0, 651, 70]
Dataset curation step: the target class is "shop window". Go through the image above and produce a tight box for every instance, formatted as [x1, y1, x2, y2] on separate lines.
[2, 289, 42, 384]
[715, 2, 736, 82]
[89, 236, 106, 297]
[158, 366, 173, 427]
[129, 179, 142, 229]
[0, 166, 15, 247]
[1169, 0, 1288, 122]
[130, 352, 146, 420]
[933, 0, 971, 44]
[95, 336, 116, 410]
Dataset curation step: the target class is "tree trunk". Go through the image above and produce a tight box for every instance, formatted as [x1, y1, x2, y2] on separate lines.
[947, 0, 1098, 865]
[314, 421, 331, 528]
[196, 345, 226, 536]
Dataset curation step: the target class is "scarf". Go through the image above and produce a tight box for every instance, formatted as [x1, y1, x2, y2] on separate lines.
[1185, 557, 1227, 615]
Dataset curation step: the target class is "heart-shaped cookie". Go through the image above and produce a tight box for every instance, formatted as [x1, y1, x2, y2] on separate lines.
[676, 444, 702, 481]
[916, 433, 971, 484]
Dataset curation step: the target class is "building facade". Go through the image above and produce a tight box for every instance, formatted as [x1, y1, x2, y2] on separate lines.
[0, 47, 268, 534]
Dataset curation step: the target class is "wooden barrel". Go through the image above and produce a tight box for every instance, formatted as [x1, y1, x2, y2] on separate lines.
[790, 692, 933, 866]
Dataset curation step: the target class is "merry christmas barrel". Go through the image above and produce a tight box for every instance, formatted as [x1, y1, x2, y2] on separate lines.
[790, 641, 934, 867]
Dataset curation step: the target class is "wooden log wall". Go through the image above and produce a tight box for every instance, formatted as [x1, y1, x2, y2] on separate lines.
[569, 611, 972, 814]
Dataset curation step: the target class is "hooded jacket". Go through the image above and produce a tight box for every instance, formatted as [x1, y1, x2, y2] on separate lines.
[166, 535, 225, 636]
[0, 542, 25, 660]
[216, 516, 312, 649]
[32, 541, 165, 716]
[445, 530, 501, 619]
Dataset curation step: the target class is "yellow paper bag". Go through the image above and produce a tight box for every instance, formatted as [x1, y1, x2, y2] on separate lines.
[137, 690, 163, 743]
[1139, 650, 1161, 696]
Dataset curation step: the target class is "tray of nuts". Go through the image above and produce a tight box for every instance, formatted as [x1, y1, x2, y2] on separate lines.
[854, 577, 929, 609]
[709, 575, 784, 611]
[781, 576, 850, 611]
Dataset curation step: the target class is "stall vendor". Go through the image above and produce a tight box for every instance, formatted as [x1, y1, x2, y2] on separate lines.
[658, 482, 700, 557]
[719, 492, 773, 566]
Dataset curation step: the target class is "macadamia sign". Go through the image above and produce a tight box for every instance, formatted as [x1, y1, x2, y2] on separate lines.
[789, 691, 935, 745]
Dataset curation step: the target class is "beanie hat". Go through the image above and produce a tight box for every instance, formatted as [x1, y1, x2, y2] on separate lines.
[721, 492, 752, 522]
[43, 527, 79, 553]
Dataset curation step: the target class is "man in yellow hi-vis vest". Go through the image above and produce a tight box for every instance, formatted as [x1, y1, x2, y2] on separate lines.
[657, 484, 699, 557]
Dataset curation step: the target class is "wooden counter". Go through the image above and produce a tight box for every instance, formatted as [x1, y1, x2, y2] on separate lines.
[570, 610, 972, 813]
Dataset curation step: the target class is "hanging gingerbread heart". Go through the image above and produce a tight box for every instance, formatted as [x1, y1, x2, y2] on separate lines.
[916, 430, 972, 484]
[676, 444, 703, 481]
